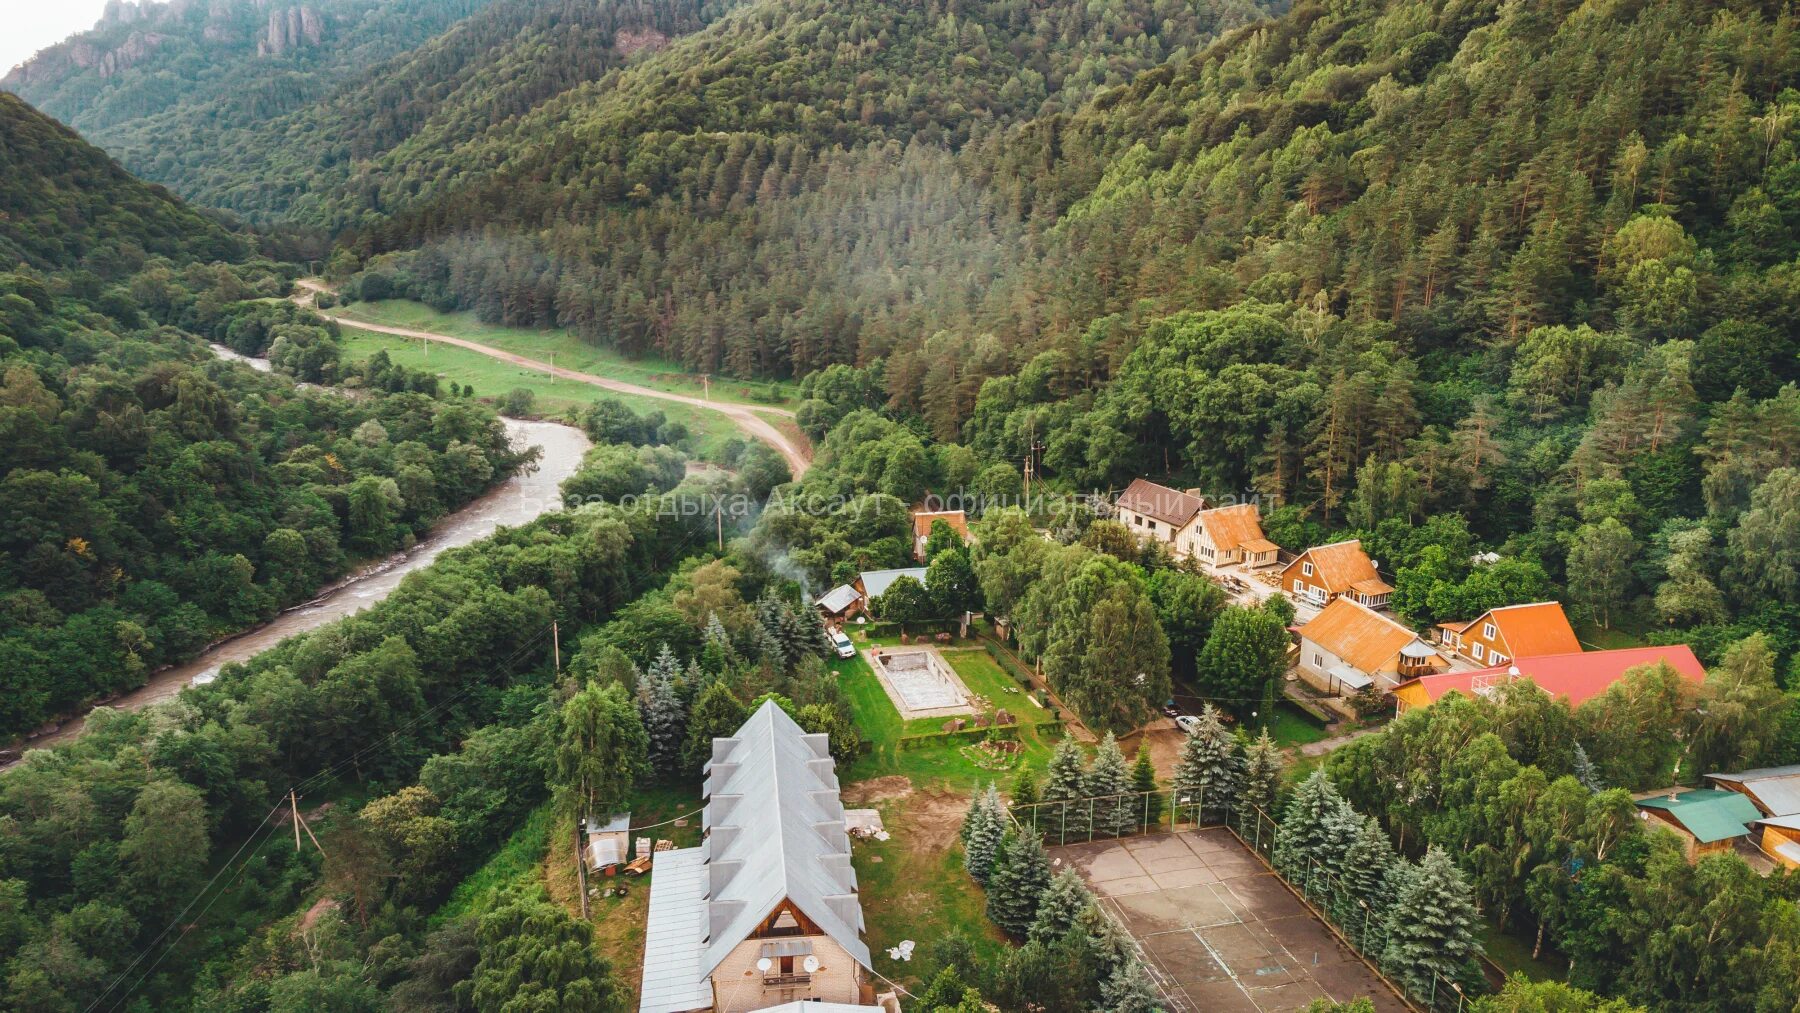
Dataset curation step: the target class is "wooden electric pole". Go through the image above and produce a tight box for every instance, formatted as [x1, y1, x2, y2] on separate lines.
[290, 790, 324, 855]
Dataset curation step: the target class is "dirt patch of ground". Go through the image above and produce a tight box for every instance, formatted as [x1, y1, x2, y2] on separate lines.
[298, 896, 340, 933]
[902, 786, 972, 853]
[1119, 724, 1187, 780]
[842, 774, 914, 805]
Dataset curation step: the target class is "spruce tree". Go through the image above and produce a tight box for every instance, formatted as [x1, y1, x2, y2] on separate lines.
[638, 648, 688, 779]
[1011, 765, 1041, 808]
[1041, 737, 1089, 841]
[961, 781, 989, 844]
[1099, 958, 1165, 1013]
[1085, 732, 1135, 837]
[1173, 704, 1242, 824]
[1072, 902, 1135, 981]
[1272, 771, 1357, 888]
[986, 828, 1053, 937]
[1028, 867, 1094, 942]
[1239, 728, 1284, 826]
[701, 611, 735, 674]
[1381, 847, 1483, 1000]
[1330, 816, 1403, 952]
[962, 784, 1004, 884]
[1131, 740, 1165, 826]
[1572, 741, 1604, 792]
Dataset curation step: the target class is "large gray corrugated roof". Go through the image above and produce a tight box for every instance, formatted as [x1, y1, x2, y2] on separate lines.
[1708, 764, 1800, 816]
[816, 583, 862, 614]
[638, 847, 710, 1013]
[858, 567, 927, 600]
[700, 701, 870, 976]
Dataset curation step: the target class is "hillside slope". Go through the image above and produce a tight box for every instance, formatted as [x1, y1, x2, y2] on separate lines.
[3, 0, 492, 199]
[0, 91, 244, 272]
[0, 90, 524, 743]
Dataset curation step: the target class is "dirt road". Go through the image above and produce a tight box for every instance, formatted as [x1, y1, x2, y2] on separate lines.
[294, 280, 810, 477]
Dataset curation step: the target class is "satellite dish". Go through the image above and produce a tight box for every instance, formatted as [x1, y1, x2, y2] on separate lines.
[802, 955, 821, 974]
[756, 957, 773, 973]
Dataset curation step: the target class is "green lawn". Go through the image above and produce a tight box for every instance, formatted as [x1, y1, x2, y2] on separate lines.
[852, 800, 1011, 992]
[836, 648, 1060, 792]
[330, 298, 798, 408]
[1478, 919, 1567, 982]
[336, 325, 743, 458]
[1263, 700, 1331, 748]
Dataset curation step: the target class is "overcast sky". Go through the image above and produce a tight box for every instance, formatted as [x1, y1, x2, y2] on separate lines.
[3, 1, 114, 79]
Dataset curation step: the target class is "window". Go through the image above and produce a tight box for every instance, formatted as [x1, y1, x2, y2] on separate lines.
[1293, 579, 1303, 593]
[1482, 622, 1497, 640]
[1147, 520, 1157, 532]
[1302, 561, 1314, 577]
[1492, 654, 1508, 666]
[1313, 653, 1323, 667]
[1471, 643, 1485, 661]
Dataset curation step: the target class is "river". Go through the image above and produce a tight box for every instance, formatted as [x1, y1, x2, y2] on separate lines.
[3, 354, 590, 765]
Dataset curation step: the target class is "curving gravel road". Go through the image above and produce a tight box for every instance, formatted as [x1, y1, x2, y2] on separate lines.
[295, 280, 811, 477]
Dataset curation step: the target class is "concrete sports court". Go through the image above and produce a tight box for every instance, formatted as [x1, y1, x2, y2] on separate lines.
[1051, 828, 1409, 1012]
[868, 646, 973, 719]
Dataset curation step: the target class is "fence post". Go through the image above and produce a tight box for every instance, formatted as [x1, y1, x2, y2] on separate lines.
[1087, 797, 1094, 843]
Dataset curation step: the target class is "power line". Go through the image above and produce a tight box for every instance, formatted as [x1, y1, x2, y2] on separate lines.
[87, 622, 558, 1012]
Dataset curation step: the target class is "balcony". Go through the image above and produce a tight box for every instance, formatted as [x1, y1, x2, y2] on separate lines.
[763, 973, 812, 988]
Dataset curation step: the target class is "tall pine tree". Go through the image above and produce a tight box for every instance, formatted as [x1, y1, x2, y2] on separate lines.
[1173, 704, 1242, 824]
[1131, 740, 1164, 825]
[1240, 728, 1284, 825]
[962, 783, 1005, 884]
[1028, 867, 1094, 942]
[1273, 771, 1357, 888]
[1086, 732, 1135, 837]
[1330, 816, 1405, 953]
[986, 827, 1053, 937]
[638, 646, 688, 779]
[1381, 847, 1483, 1000]
[1041, 737, 1089, 841]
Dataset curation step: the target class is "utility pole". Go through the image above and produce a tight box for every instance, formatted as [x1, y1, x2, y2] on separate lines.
[290, 790, 324, 855]
[552, 620, 561, 673]
[716, 499, 724, 551]
[702, 374, 711, 401]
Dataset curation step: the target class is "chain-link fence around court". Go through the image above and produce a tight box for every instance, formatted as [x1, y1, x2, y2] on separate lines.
[1009, 790, 1482, 1013]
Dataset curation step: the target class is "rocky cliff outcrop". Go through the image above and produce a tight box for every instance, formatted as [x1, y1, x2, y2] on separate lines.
[259, 6, 326, 56]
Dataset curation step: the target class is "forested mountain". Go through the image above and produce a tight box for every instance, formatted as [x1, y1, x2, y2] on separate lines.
[0, 93, 524, 739]
[0, 92, 243, 272]
[2, 0, 492, 193]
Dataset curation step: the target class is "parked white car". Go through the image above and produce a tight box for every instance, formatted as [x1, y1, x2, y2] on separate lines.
[830, 629, 857, 658]
[1175, 715, 1201, 734]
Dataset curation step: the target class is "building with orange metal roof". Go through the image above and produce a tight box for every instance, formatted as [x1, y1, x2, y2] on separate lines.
[1435, 601, 1580, 667]
[1296, 598, 1447, 696]
[1186, 503, 1281, 569]
[910, 509, 970, 561]
[1279, 539, 1393, 609]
